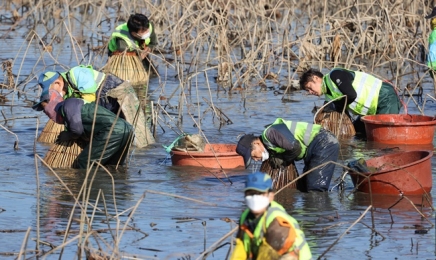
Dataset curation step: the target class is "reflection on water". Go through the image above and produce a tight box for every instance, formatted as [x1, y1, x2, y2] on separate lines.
[0, 7, 435, 260]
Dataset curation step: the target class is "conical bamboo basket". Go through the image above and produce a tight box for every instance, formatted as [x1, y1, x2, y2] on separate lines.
[260, 160, 298, 190]
[37, 119, 65, 143]
[103, 52, 149, 86]
[44, 140, 86, 168]
[315, 110, 356, 138]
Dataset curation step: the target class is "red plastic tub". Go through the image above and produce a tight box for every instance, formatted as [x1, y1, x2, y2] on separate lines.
[170, 143, 244, 169]
[349, 150, 433, 195]
[361, 114, 436, 144]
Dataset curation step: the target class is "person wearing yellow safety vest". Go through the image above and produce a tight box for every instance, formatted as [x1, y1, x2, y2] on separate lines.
[236, 118, 339, 192]
[299, 68, 403, 134]
[32, 65, 124, 122]
[108, 13, 158, 74]
[426, 7, 436, 79]
[230, 172, 312, 260]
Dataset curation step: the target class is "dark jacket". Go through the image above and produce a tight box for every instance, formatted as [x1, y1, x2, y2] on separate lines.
[57, 98, 133, 168]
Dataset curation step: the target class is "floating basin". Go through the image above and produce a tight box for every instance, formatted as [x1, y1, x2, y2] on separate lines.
[349, 150, 433, 195]
[170, 143, 244, 169]
[361, 114, 436, 144]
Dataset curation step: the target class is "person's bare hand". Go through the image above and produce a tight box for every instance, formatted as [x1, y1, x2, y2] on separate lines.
[140, 47, 151, 59]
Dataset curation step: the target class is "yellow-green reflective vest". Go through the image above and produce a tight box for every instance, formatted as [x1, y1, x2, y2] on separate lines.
[240, 201, 312, 259]
[262, 118, 321, 160]
[108, 23, 153, 52]
[322, 69, 382, 116]
[61, 65, 105, 103]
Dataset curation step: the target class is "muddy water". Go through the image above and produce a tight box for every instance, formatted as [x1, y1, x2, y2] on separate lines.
[0, 15, 436, 260]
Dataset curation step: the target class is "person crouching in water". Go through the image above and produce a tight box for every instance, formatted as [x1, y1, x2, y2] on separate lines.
[230, 172, 312, 260]
[42, 90, 133, 169]
[236, 118, 339, 192]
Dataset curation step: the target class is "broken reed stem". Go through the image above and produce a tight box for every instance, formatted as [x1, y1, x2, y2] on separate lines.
[318, 205, 372, 259]
[104, 52, 149, 85]
[145, 189, 218, 206]
[195, 226, 238, 260]
[17, 227, 31, 260]
[37, 119, 64, 143]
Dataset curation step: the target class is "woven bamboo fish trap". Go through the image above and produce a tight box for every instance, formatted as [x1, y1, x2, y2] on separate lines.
[37, 119, 65, 143]
[260, 160, 298, 190]
[103, 51, 149, 86]
[315, 110, 356, 138]
[44, 140, 86, 168]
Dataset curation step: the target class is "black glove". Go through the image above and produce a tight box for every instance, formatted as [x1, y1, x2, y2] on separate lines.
[56, 131, 74, 143]
[268, 156, 285, 169]
[322, 102, 337, 113]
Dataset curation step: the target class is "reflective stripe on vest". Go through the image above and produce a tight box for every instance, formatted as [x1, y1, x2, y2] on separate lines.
[109, 23, 153, 51]
[262, 118, 320, 160]
[323, 69, 382, 115]
[239, 201, 311, 259]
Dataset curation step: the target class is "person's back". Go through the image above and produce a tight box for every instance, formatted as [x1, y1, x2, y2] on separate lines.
[56, 98, 133, 168]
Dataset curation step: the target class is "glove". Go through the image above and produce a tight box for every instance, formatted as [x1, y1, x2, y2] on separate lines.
[56, 131, 74, 143]
[269, 156, 286, 169]
[322, 102, 337, 113]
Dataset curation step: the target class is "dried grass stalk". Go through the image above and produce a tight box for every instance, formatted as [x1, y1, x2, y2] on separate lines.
[103, 52, 149, 86]
[315, 111, 356, 138]
[37, 119, 65, 143]
[44, 139, 86, 168]
[260, 160, 298, 190]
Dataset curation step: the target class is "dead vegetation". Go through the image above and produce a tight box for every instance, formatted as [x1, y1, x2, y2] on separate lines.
[0, 0, 435, 258]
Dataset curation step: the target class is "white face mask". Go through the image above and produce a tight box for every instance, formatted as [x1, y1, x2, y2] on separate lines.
[140, 31, 151, 40]
[245, 194, 270, 213]
[261, 149, 269, 162]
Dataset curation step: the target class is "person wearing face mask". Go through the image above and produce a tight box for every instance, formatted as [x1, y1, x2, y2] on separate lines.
[48, 92, 133, 169]
[108, 13, 158, 74]
[236, 118, 339, 192]
[33, 67, 154, 148]
[299, 67, 404, 134]
[230, 172, 312, 260]
[426, 7, 436, 79]
[33, 67, 122, 115]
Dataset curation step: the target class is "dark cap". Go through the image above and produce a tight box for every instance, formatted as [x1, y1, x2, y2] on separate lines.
[236, 134, 257, 168]
[426, 7, 436, 19]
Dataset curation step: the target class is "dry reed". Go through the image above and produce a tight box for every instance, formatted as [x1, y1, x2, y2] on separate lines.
[2, 0, 435, 258]
[315, 111, 356, 138]
[260, 160, 298, 190]
[44, 139, 86, 168]
[102, 52, 149, 86]
[37, 119, 65, 143]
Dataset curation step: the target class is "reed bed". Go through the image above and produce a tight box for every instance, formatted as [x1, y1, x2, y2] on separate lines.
[44, 139, 86, 168]
[260, 160, 298, 190]
[102, 52, 149, 86]
[0, 0, 435, 258]
[315, 110, 356, 138]
[37, 119, 65, 143]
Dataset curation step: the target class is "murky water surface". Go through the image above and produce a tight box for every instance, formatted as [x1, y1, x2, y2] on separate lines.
[0, 8, 436, 260]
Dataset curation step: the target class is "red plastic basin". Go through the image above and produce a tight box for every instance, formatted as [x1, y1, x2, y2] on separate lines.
[170, 143, 244, 169]
[349, 150, 433, 195]
[361, 114, 436, 144]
